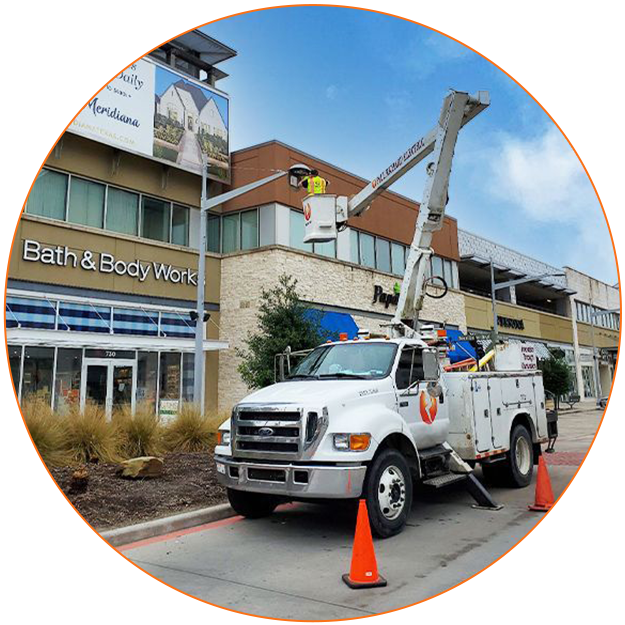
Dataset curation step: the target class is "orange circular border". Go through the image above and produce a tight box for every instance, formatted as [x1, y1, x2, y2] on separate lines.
[3, 4, 625, 623]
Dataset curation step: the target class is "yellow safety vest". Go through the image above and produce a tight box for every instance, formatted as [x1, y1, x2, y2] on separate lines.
[306, 176, 327, 194]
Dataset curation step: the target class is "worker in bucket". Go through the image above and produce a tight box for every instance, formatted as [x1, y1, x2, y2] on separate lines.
[301, 170, 330, 194]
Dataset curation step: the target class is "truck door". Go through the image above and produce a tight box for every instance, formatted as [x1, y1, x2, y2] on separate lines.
[395, 346, 448, 450]
[470, 377, 493, 453]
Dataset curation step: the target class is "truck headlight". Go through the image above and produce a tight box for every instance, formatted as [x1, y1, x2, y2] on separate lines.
[216, 430, 231, 446]
[333, 433, 371, 451]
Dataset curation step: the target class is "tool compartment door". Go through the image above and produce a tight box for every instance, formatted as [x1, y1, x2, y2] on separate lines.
[470, 377, 492, 452]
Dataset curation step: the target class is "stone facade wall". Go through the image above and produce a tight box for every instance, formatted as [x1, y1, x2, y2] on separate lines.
[218, 246, 467, 410]
[565, 267, 619, 309]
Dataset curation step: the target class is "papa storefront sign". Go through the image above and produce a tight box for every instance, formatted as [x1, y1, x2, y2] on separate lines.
[22, 239, 197, 286]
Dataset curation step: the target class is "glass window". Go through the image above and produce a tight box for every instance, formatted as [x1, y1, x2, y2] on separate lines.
[241, 210, 259, 250]
[182, 353, 195, 402]
[443, 259, 454, 288]
[106, 187, 138, 236]
[142, 197, 171, 242]
[431, 256, 444, 279]
[26, 169, 68, 220]
[68, 177, 105, 228]
[222, 213, 240, 253]
[289, 210, 313, 252]
[395, 347, 424, 389]
[391, 243, 405, 276]
[172, 205, 190, 246]
[350, 230, 360, 264]
[21, 346, 55, 405]
[54, 348, 82, 413]
[137, 351, 158, 413]
[376, 238, 391, 273]
[314, 240, 336, 258]
[207, 214, 221, 253]
[159, 352, 181, 402]
[8, 345, 21, 396]
[360, 233, 375, 268]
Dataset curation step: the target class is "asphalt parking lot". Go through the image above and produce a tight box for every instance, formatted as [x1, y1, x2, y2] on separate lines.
[122, 404, 603, 619]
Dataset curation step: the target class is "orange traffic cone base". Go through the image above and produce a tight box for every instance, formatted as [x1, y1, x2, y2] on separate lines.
[528, 503, 553, 512]
[342, 573, 387, 589]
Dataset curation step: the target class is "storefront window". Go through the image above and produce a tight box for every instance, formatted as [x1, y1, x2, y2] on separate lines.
[8, 345, 22, 396]
[142, 197, 171, 242]
[289, 210, 313, 252]
[376, 238, 391, 273]
[582, 366, 596, 398]
[207, 215, 221, 252]
[172, 204, 190, 246]
[68, 177, 105, 228]
[137, 351, 158, 412]
[391, 242, 405, 276]
[222, 213, 240, 252]
[431, 256, 444, 280]
[360, 233, 375, 268]
[26, 169, 68, 220]
[182, 353, 195, 402]
[21, 347, 54, 405]
[54, 349, 82, 413]
[159, 352, 181, 413]
[314, 240, 336, 258]
[241, 209, 259, 250]
[106, 187, 139, 236]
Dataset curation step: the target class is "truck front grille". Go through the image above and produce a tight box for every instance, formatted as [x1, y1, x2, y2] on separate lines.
[233, 407, 303, 459]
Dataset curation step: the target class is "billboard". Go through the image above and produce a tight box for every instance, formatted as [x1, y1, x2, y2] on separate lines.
[70, 58, 230, 183]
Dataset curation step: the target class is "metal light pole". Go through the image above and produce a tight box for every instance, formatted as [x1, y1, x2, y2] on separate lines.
[192, 162, 313, 415]
[490, 267, 565, 347]
[589, 307, 619, 403]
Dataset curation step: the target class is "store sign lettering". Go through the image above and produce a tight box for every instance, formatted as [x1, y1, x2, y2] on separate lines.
[22, 239, 197, 286]
[497, 315, 525, 330]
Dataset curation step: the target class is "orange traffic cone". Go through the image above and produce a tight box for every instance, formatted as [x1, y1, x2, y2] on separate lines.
[342, 500, 387, 589]
[528, 455, 555, 512]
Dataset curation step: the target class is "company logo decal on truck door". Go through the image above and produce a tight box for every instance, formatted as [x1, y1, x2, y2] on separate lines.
[419, 391, 438, 424]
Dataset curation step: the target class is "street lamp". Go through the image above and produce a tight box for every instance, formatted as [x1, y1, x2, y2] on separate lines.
[193, 160, 313, 414]
[489, 259, 565, 346]
[589, 307, 619, 404]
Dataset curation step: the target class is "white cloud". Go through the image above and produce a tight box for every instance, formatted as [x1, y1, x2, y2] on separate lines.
[487, 127, 616, 281]
[325, 85, 338, 100]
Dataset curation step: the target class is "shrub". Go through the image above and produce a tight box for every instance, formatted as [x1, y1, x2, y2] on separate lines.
[113, 403, 163, 458]
[22, 397, 71, 467]
[162, 403, 222, 452]
[62, 402, 120, 464]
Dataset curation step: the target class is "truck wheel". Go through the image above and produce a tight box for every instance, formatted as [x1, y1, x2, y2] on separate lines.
[503, 424, 534, 488]
[363, 448, 413, 538]
[227, 488, 279, 519]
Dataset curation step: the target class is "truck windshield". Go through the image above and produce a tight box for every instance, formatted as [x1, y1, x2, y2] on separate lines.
[288, 342, 398, 380]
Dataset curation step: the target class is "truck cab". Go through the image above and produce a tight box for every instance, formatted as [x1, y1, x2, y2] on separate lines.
[214, 335, 549, 537]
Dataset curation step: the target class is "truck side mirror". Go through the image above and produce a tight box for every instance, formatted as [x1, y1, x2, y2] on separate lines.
[422, 349, 439, 380]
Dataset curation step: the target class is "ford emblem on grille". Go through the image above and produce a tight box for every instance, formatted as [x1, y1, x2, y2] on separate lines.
[258, 427, 275, 437]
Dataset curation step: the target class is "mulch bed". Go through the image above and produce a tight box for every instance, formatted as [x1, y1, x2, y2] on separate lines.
[49, 451, 228, 531]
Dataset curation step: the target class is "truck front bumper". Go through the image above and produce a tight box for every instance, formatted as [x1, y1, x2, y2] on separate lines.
[214, 456, 367, 499]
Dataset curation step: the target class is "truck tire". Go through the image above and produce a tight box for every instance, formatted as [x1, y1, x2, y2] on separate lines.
[363, 448, 413, 538]
[481, 425, 534, 487]
[227, 488, 280, 519]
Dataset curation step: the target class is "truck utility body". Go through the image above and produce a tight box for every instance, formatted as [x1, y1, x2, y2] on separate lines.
[215, 338, 549, 536]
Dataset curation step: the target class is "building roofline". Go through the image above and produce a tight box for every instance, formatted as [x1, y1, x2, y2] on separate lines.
[231, 139, 457, 222]
[563, 265, 621, 291]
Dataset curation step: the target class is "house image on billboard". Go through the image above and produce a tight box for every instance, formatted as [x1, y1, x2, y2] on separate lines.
[157, 79, 227, 138]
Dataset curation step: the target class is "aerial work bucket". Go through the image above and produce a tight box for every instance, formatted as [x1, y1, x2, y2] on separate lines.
[303, 194, 338, 243]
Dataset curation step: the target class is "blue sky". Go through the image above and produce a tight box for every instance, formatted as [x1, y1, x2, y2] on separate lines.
[204, 6, 616, 284]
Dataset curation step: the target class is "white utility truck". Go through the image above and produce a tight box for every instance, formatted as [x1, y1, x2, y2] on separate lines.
[214, 90, 554, 537]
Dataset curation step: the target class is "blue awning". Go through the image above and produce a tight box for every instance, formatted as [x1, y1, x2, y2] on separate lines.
[446, 328, 477, 363]
[304, 309, 359, 340]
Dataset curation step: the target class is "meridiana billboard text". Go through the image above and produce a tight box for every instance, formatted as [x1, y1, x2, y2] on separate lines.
[70, 58, 230, 183]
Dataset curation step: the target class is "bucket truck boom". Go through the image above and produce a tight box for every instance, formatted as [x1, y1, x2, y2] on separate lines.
[299, 90, 489, 337]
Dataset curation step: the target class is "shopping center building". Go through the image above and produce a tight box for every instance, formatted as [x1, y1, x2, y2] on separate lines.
[5, 30, 620, 417]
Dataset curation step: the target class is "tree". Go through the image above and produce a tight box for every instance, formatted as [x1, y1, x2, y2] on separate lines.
[236, 275, 333, 389]
[540, 354, 573, 409]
